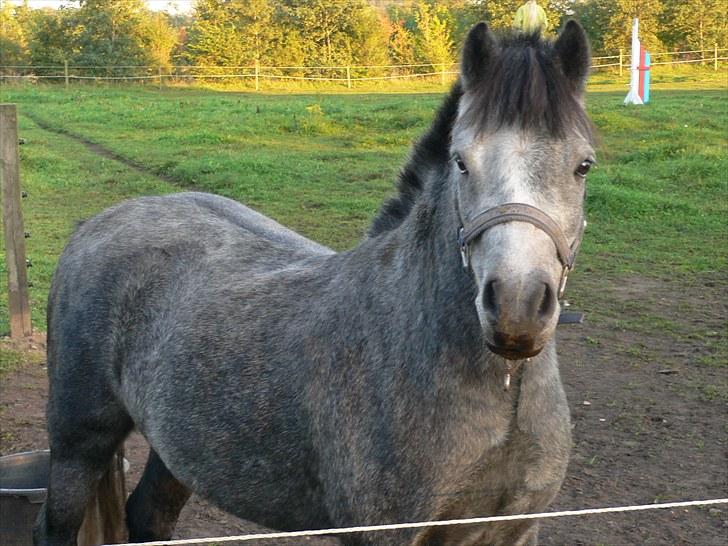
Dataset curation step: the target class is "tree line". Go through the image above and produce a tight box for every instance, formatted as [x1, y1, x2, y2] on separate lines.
[1, 0, 725, 73]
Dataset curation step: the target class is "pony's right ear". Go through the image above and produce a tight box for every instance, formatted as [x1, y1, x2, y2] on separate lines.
[461, 22, 497, 92]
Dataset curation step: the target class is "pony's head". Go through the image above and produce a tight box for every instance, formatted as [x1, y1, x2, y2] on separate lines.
[452, 21, 595, 360]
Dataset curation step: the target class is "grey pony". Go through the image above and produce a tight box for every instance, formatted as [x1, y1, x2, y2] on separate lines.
[35, 21, 595, 546]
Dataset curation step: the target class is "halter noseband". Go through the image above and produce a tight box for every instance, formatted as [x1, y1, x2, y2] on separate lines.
[457, 203, 585, 299]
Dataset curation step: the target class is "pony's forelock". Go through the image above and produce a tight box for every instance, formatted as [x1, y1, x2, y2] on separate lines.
[459, 32, 594, 142]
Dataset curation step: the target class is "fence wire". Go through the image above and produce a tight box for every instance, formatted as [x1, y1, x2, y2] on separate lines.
[1, 46, 725, 87]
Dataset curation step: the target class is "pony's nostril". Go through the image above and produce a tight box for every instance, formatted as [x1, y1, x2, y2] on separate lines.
[483, 279, 498, 316]
[538, 282, 556, 318]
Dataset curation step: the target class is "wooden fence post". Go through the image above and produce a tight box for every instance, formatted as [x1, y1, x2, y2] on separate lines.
[254, 59, 260, 91]
[346, 66, 351, 89]
[619, 49, 623, 76]
[715, 43, 719, 71]
[64, 59, 69, 89]
[1, 104, 32, 339]
[440, 63, 446, 85]
[158, 66, 163, 91]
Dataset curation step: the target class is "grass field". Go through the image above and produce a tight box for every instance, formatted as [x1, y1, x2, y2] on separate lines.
[0, 81, 726, 339]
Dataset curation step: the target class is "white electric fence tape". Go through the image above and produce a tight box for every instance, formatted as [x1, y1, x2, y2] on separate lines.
[106, 498, 728, 546]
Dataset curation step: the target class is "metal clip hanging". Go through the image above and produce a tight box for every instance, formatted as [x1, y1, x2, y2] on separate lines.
[503, 361, 513, 391]
[458, 227, 470, 269]
[504, 358, 530, 391]
[558, 265, 570, 299]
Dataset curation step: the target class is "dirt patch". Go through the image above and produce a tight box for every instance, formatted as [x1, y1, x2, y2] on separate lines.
[1, 273, 726, 545]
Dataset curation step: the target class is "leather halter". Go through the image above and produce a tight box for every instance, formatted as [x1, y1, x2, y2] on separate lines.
[457, 203, 585, 299]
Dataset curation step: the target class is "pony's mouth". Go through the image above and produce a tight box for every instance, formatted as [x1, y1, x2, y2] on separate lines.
[487, 341, 544, 360]
[485, 330, 548, 360]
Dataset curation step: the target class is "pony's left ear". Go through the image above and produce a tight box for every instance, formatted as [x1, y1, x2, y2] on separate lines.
[554, 20, 591, 92]
[461, 22, 497, 92]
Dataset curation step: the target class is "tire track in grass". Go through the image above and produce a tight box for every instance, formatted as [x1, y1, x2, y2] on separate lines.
[23, 112, 189, 188]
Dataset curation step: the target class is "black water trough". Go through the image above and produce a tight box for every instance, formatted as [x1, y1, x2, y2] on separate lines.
[0, 450, 49, 546]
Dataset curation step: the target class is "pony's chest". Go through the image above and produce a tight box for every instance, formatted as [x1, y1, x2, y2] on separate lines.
[429, 371, 565, 495]
[426, 381, 519, 486]
[415, 419, 562, 546]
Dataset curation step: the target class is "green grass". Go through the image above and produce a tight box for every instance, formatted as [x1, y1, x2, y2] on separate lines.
[0, 112, 177, 333]
[586, 90, 727, 274]
[0, 80, 726, 336]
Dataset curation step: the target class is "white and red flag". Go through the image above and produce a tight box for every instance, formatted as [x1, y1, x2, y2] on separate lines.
[624, 18, 651, 105]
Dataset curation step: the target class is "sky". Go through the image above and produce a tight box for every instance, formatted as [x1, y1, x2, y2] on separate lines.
[22, 1, 195, 13]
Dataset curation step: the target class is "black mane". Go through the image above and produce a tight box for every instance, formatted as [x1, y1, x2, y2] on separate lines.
[368, 31, 594, 238]
[367, 83, 462, 237]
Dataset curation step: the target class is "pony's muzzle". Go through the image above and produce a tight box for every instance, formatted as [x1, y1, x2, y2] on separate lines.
[480, 272, 558, 360]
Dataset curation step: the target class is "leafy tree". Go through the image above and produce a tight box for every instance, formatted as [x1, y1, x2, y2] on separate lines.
[348, 6, 389, 71]
[186, 10, 248, 67]
[386, 2, 418, 34]
[73, 0, 158, 68]
[187, 0, 309, 69]
[430, 0, 480, 46]
[280, 1, 340, 65]
[26, 7, 81, 65]
[4, 0, 722, 76]
[470, 0, 519, 30]
[8, 1, 176, 70]
[571, 0, 618, 53]
[279, 0, 351, 66]
[545, 0, 577, 31]
[168, 16, 191, 65]
[603, 0, 665, 53]
[277, 0, 389, 69]
[388, 18, 417, 68]
[269, 28, 307, 70]
[0, 1, 29, 66]
[663, 0, 727, 52]
[141, 12, 178, 69]
[414, 1, 454, 69]
[470, 0, 561, 34]
[234, 0, 279, 63]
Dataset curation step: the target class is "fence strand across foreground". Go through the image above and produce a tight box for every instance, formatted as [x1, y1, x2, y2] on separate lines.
[1, 47, 726, 87]
[104, 498, 728, 545]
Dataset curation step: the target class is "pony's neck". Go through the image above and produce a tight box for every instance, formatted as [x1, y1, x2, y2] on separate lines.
[399, 174, 481, 340]
[358, 81, 483, 349]
[347, 165, 482, 361]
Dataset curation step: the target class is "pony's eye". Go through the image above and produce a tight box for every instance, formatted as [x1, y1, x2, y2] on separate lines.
[452, 154, 468, 174]
[575, 159, 594, 178]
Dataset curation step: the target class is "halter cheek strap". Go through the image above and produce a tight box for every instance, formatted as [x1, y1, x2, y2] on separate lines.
[457, 203, 586, 299]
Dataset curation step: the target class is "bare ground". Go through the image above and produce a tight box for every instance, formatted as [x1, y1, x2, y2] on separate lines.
[1, 272, 726, 546]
